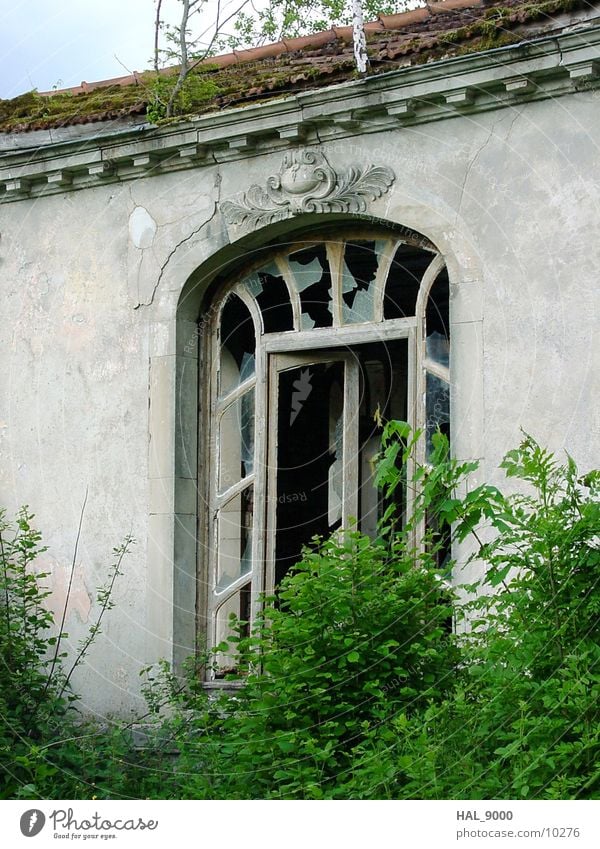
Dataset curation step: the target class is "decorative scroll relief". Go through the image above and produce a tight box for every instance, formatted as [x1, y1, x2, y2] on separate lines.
[220, 149, 395, 228]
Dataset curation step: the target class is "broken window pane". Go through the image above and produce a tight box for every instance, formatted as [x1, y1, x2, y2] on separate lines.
[274, 361, 344, 585]
[216, 487, 253, 593]
[384, 244, 432, 320]
[426, 268, 450, 367]
[288, 245, 333, 328]
[218, 389, 255, 491]
[426, 371, 450, 458]
[245, 262, 294, 333]
[219, 294, 255, 396]
[341, 240, 381, 324]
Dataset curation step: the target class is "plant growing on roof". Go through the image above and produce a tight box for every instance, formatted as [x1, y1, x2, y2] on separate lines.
[149, 0, 413, 119]
[150, 0, 252, 119]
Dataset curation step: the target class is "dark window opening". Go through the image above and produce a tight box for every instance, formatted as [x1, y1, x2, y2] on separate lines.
[274, 361, 344, 585]
[355, 339, 408, 539]
[253, 265, 294, 333]
[426, 268, 450, 367]
[384, 245, 432, 320]
[219, 294, 255, 396]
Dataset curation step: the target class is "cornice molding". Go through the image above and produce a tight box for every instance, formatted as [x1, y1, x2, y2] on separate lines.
[0, 26, 599, 204]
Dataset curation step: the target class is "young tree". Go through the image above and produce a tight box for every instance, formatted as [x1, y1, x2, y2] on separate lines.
[152, 0, 411, 117]
[152, 0, 253, 118]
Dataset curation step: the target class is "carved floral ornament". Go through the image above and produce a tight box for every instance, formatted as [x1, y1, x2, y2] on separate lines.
[220, 149, 395, 228]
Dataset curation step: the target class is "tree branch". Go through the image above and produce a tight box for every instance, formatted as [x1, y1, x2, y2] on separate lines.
[154, 0, 164, 74]
[166, 0, 191, 117]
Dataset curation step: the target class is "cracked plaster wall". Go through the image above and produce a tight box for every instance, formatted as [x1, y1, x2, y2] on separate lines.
[0, 90, 598, 715]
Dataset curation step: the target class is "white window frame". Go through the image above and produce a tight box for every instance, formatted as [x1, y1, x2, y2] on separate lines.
[198, 227, 449, 677]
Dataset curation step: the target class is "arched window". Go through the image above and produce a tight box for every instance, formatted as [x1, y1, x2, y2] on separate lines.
[199, 227, 450, 678]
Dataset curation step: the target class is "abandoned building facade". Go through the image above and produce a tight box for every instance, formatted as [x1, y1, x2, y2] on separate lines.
[0, 0, 598, 715]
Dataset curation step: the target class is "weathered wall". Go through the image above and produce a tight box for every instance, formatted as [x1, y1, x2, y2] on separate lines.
[0, 87, 598, 715]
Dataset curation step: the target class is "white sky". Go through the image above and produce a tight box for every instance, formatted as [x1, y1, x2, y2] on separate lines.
[0, 0, 226, 99]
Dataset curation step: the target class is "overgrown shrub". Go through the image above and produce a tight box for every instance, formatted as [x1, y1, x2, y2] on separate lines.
[384, 436, 600, 799]
[1, 428, 598, 800]
[0, 509, 133, 798]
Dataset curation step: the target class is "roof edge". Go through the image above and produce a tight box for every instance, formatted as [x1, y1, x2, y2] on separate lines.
[38, 0, 482, 96]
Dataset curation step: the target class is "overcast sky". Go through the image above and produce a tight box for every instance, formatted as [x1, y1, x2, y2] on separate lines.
[0, 0, 210, 99]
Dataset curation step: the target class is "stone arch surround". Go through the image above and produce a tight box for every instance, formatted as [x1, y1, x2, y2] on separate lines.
[144, 201, 485, 672]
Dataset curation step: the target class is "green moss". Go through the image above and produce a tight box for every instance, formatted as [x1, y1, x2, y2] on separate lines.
[437, 0, 575, 55]
[458, 31, 523, 54]
[0, 91, 45, 122]
[0, 0, 590, 132]
[147, 70, 222, 122]
[441, 27, 467, 44]
[0, 84, 147, 132]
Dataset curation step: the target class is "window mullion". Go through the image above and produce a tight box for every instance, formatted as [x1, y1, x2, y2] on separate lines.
[215, 474, 256, 508]
[342, 358, 360, 526]
[216, 375, 256, 411]
[372, 238, 397, 322]
[275, 255, 303, 332]
[325, 241, 344, 328]
[250, 341, 268, 623]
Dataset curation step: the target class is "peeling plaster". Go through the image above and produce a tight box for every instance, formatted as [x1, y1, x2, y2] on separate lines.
[133, 190, 221, 310]
[128, 206, 157, 250]
[126, 172, 222, 309]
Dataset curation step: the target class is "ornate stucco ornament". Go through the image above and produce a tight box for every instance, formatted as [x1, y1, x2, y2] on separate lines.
[221, 149, 395, 228]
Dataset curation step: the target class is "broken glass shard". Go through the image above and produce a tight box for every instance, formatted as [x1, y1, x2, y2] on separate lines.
[426, 268, 450, 367]
[341, 240, 380, 324]
[288, 245, 333, 328]
[425, 371, 450, 458]
[219, 294, 256, 396]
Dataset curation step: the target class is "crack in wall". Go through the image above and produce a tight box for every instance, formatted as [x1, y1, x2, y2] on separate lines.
[455, 117, 501, 223]
[504, 105, 524, 146]
[134, 169, 222, 310]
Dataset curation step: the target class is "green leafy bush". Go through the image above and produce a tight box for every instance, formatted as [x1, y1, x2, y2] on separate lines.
[1, 428, 598, 800]
[0, 509, 133, 798]
[388, 436, 600, 799]
[141, 428, 598, 800]
[345, 433, 600, 799]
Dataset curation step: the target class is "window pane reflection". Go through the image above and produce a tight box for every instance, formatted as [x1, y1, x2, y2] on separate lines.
[219, 390, 255, 491]
[213, 582, 251, 678]
[216, 487, 253, 593]
[426, 371, 450, 458]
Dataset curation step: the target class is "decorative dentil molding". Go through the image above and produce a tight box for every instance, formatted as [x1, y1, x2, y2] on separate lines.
[1, 29, 599, 203]
[220, 149, 395, 228]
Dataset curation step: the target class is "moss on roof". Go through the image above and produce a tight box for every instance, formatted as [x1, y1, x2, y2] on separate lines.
[0, 0, 588, 135]
[0, 86, 147, 133]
